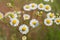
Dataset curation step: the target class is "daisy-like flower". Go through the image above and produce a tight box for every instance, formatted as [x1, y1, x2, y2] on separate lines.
[54, 18, 60, 25]
[5, 12, 17, 19]
[22, 36, 27, 40]
[0, 12, 3, 19]
[44, 0, 49, 2]
[30, 19, 39, 28]
[23, 14, 30, 20]
[44, 5, 51, 12]
[19, 24, 29, 34]
[44, 18, 53, 26]
[47, 12, 55, 20]
[10, 18, 19, 27]
[38, 3, 44, 10]
[23, 5, 31, 11]
[29, 3, 37, 10]
[6, 3, 13, 7]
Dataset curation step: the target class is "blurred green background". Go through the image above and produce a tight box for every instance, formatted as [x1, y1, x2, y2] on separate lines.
[0, 0, 60, 40]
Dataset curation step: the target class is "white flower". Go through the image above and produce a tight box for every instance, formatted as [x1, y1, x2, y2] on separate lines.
[38, 3, 44, 10]
[30, 19, 39, 28]
[44, 18, 53, 26]
[44, 5, 51, 12]
[19, 24, 29, 34]
[6, 3, 13, 7]
[29, 3, 37, 10]
[10, 18, 19, 27]
[47, 12, 55, 20]
[22, 36, 27, 40]
[5, 12, 17, 19]
[54, 18, 60, 25]
[44, 0, 49, 2]
[0, 12, 3, 19]
[23, 5, 31, 11]
[23, 14, 30, 20]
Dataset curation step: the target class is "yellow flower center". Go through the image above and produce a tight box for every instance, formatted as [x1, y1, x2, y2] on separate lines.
[45, 6, 49, 10]
[26, 6, 30, 9]
[49, 13, 54, 18]
[32, 4, 35, 8]
[40, 11, 43, 14]
[22, 27, 26, 31]
[46, 20, 51, 24]
[25, 16, 28, 19]
[32, 21, 36, 25]
[40, 4, 43, 8]
[56, 20, 60, 23]
[12, 20, 17, 24]
[0, 14, 3, 19]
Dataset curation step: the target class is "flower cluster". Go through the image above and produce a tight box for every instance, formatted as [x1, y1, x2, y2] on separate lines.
[0, 2, 60, 35]
[0, 11, 39, 35]
[44, 12, 60, 26]
[23, 3, 51, 12]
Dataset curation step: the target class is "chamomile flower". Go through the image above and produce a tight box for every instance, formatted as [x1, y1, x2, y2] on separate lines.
[5, 12, 17, 19]
[19, 24, 29, 34]
[44, 5, 51, 12]
[44, 18, 53, 26]
[6, 3, 13, 7]
[22, 36, 27, 40]
[29, 3, 37, 10]
[38, 3, 44, 10]
[23, 14, 30, 20]
[30, 19, 39, 28]
[54, 18, 60, 25]
[23, 5, 31, 11]
[47, 12, 55, 20]
[0, 12, 3, 19]
[10, 18, 19, 27]
[44, 0, 49, 2]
